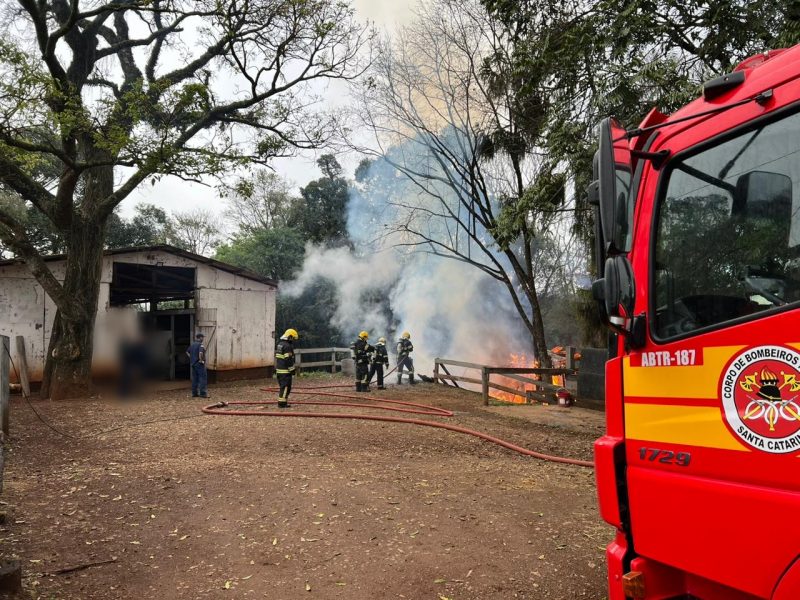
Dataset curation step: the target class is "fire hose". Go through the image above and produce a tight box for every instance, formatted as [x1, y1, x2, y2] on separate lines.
[202, 384, 594, 468]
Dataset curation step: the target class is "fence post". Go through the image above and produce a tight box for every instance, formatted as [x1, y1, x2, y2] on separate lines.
[0, 336, 8, 437]
[295, 351, 302, 373]
[331, 349, 336, 373]
[434, 359, 440, 384]
[14, 337, 30, 399]
[566, 346, 577, 370]
[482, 366, 489, 406]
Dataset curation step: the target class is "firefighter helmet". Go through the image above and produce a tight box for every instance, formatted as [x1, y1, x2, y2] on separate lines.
[283, 328, 299, 340]
[378, 337, 386, 344]
[401, 331, 411, 339]
[359, 331, 369, 339]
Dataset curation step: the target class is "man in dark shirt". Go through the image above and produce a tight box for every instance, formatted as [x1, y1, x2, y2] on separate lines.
[275, 328, 298, 408]
[367, 336, 389, 390]
[350, 331, 373, 392]
[186, 333, 208, 398]
[396, 331, 416, 385]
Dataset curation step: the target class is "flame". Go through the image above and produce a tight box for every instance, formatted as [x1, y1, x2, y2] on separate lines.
[489, 353, 565, 404]
[760, 367, 778, 385]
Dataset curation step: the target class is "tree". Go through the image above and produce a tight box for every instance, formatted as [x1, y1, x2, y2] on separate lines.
[225, 170, 296, 233]
[477, 0, 800, 344]
[355, 0, 578, 364]
[105, 203, 174, 248]
[171, 208, 223, 256]
[290, 154, 350, 245]
[215, 226, 305, 281]
[0, 0, 369, 398]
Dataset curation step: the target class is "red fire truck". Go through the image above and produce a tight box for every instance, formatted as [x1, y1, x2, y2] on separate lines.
[592, 45, 800, 599]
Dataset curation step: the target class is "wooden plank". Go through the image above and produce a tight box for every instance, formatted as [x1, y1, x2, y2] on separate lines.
[0, 336, 7, 438]
[437, 358, 486, 370]
[487, 381, 529, 398]
[498, 373, 561, 391]
[436, 373, 484, 385]
[438, 363, 460, 389]
[297, 360, 342, 368]
[482, 367, 489, 406]
[14, 336, 30, 399]
[484, 367, 574, 376]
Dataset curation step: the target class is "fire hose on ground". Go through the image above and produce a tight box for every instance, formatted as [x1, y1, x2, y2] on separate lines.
[202, 383, 594, 469]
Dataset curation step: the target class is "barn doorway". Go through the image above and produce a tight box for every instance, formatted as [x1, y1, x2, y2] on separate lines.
[110, 262, 197, 380]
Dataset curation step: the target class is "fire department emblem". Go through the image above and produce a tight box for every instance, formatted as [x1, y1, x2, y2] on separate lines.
[720, 345, 800, 454]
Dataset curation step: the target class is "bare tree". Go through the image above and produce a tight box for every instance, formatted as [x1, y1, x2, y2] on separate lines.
[0, 0, 370, 398]
[172, 208, 223, 256]
[355, 0, 576, 365]
[224, 170, 295, 233]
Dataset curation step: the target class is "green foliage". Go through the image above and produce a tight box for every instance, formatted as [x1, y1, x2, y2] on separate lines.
[105, 203, 174, 249]
[289, 155, 350, 245]
[215, 227, 305, 281]
[276, 279, 345, 348]
[491, 170, 566, 251]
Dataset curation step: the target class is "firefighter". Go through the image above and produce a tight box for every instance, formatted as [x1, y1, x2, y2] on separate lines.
[275, 328, 298, 408]
[396, 331, 416, 385]
[351, 331, 373, 392]
[367, 337, 390, 390]
[186, 332, 208, 398]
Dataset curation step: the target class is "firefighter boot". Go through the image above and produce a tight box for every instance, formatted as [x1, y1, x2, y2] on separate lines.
[356, 382, 363, 392]
[409, 373, 417, 385]
[277, 397, 289, 408]
[397, 373, 403, 385]
[363, 384, 371, 393]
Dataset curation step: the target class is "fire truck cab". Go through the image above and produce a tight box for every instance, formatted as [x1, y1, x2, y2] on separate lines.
[592, 45, 800, 600]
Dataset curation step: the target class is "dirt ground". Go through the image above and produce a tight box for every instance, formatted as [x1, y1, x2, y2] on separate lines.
[1, 377, 611, 600]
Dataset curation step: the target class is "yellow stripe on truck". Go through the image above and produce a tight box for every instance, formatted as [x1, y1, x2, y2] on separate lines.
[623, 346, 745, 398]
[625, 403, 749, 451]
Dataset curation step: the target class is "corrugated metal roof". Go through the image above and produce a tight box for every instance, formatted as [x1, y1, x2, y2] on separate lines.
[0, 244, 278, 288]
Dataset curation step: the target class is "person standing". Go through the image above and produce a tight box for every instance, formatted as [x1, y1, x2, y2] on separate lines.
[351, 331, 373, 392]
[186, 332, 208, 398]
[275, 328, 298, 408]
[396, 331, 416, 385]
[367, 337, 389, 390]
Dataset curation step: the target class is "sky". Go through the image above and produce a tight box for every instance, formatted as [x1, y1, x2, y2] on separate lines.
[121, 0, 417, 221]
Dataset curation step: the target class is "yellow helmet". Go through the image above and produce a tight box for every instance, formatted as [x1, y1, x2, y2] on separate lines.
[378, 337, 386, 344]
[359, 331, 369, 339]
[401, 331, 410, 339]
[283, 328, 298, 340]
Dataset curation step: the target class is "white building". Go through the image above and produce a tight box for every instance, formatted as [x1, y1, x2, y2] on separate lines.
[0, 245, 278, 385]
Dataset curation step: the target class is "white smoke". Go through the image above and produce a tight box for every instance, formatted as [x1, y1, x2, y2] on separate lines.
[281, 154, 533, 374]
[282, 245, 400, 336]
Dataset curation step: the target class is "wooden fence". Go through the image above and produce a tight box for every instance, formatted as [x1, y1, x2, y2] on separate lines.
[294, 347, 352, 373]
[433, 358, 575, 405]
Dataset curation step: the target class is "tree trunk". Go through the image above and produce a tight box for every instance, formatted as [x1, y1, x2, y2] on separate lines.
[41, 157, 112, 400]
[40, 218, 106, 400]
[528, 293, 552, 369]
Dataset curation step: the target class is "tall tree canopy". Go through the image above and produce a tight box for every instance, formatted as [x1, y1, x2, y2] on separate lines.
[290, 154, 350, 245]
[0, 0, 368, 398]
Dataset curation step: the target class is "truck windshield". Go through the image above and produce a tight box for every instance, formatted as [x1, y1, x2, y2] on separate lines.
[653, 109, 800, 340]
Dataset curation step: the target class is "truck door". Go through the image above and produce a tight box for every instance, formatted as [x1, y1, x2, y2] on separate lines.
[623, 102, 800, 599]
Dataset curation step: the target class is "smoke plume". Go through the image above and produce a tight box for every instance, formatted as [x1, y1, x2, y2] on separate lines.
[282, 153, 532, 374]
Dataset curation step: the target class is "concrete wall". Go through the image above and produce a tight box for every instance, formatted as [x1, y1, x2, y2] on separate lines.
[0, 250, 276, 383]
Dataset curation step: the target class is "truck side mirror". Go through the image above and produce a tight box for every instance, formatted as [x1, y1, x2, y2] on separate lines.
[733, 170, 792, 220]
[598, 118, 633, 255]
[594, 255, 636, 335]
